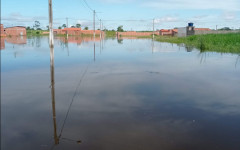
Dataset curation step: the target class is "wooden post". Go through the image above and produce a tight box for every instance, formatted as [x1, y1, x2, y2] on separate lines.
[49, 0, 54, 48]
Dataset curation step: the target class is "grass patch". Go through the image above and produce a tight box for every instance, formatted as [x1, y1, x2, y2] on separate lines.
[27, 30, 48, 36]
[155, 33, 240, 54]
[105, 31, 116, 37]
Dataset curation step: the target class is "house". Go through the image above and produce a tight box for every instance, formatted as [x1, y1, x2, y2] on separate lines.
[4, 26, 26, 36]
[159, 29, 172, 36]
[159, 29, 178, 36]
[1, 24, 6, 36]
[178, 23, 195, 37]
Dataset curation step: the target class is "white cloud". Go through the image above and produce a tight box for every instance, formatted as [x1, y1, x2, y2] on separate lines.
[154, 16, 179, 23]
[142, 0, 240, 11]
[222, 12, 236, 20]
[2, 13, 47, 22]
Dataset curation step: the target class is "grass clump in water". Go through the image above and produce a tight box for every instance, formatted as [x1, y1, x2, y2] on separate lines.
[155, 33, 240, 54]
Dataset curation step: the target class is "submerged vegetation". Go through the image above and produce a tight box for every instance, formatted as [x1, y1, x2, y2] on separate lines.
[155, 33, 240, 54]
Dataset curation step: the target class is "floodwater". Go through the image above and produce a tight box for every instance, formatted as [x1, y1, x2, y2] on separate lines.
[1, 36, 240, 150]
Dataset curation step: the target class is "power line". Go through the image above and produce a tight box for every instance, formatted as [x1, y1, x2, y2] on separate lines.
[82, 0, 94, 11]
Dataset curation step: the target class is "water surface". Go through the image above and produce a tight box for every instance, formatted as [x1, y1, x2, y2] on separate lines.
[2, 36, 240, 150]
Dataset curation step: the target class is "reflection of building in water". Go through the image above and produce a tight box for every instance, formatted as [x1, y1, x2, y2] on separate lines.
[5, 36, 27, 44]
[117, 36, 138, 40]
[186, 46, 194, 52]
[56, 36, 101, 44]
[53, 27, 104, 36]
[0, 37, 5, 50]
[4, 26, 27, 36]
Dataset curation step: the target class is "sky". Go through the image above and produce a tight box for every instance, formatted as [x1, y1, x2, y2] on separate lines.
[1, 0, 240, 31]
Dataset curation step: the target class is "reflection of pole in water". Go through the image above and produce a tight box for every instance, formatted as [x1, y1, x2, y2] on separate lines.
[151, 38, 154, 54]
[94, 41, 96, 62]
[235, 55, 240, 68]
[50, 47, 59, 145]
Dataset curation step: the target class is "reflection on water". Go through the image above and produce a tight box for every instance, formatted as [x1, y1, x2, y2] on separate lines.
[1, 36, 27, 50]
[49, 46, 59, 145]
[2, 36, 240, 150]
[0, 37, 5, 50]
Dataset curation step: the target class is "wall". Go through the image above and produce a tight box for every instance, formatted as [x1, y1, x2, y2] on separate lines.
[5, 27, 27, 36]
[117, 31, 159, 37]
[0, 24, 6, 36]
[195, 30, 239, 35]
[178, 27, 187, 37]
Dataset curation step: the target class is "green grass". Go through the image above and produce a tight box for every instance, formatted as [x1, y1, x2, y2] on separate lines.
[155, 33, 240, 54]
[105, 31, 116, 37]
[27, 30, 48, 36]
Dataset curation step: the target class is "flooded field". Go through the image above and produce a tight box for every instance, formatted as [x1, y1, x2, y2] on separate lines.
[1, 36, 240, 150]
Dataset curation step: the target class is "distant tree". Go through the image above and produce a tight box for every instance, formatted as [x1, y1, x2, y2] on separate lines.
[76, 24, 81, 28]
[34, 21, 40, 30]
[111, 29, 115, 32]
[219, 27, 231, 30]
[97, 28, 100, 30]
[58, 26, 62, 29]
[62, 24, 67, 28]
[37, 28, 42, 30]
[26, 26, 31, 30]
[46, 25, 49, 30]
[117, 26, 124, 32]
[84, 26, 89, 30]
[71, 26, 75, 28]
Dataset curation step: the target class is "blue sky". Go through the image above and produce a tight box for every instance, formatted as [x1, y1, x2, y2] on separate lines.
[2, 0, 240, 30]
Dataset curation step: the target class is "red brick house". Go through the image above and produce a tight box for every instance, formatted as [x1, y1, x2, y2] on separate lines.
[159, 29, 173, 36]
[1, 24, 6, 37]
[4, 26, 26, 36]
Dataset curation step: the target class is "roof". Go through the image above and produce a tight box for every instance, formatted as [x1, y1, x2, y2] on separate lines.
[172, 29, 178, 32]
[160, 29, 171, 32]
[62, 28, 81, 31]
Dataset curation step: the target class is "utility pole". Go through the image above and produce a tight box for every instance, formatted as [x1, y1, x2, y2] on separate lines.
[66, 17, 68, 28]
[66, 17, 69, 39]
[152, 18, 155, 39]
[93, 10, 96, 39]
[100, 19, 102, 39]
[49, 0, 54, 47]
